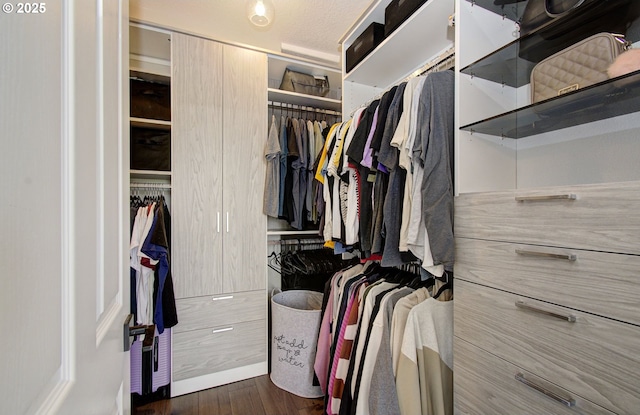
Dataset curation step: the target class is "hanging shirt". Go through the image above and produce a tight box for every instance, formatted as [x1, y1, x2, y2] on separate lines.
[141, 203, 170, 333]
[396, 77, 427, 252]
[355, 287, 413, 415]
[278, 115, 288, 217]
[342, 108, 365, 246]
[306, 119, 316, 221]
[368, 288, 414, 415]
[316, 123, 341, 247]
[396, 298, 453, 415]
[414, 71, 456, 273]
[263, 115, 281, 218]
[377, 83, 409, 267]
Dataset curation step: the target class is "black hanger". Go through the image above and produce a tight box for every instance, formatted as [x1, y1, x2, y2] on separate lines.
[433, 279, 453, 300]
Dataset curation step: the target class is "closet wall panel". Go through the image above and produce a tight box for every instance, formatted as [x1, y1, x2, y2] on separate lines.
[170, 32, 268, 397]
[172, 33, 224, 299]
[221, 45, 267, 293]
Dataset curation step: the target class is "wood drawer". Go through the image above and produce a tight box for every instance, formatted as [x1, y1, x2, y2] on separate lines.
[455, 238, 640, 325]
[173, 319, 267, 381]
[454, 181, 640, 255]
[454, 338, 615, 415]
[174, 290, 266, 333]
[455, 280, 640, 414]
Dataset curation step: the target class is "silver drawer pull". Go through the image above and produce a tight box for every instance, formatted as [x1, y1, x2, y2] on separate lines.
[515, 249, 576, 261]
[515, 193, 576, 202]
[515, 373, 576, 407]
[212, 295, 234, 301]
[515, 300, 576, 322]
[211, 327, 233, 334]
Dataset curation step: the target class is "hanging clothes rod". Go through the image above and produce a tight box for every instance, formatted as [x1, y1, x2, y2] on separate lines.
[130, 182, 172, 189]
[350, 46, 455, 117]
[268, 101, 342, 117]
[410, 46, 455, 80]
[267, 237, 324, 246]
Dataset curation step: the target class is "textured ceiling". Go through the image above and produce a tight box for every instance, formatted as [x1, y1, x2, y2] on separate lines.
[130, 0, 374, 65]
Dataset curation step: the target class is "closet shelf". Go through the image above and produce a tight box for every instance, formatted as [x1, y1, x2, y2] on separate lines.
[460, 70, 640, 138]
[267, 88, 342, 112]
[130, 169, 172, 180]
[343, 0, 454, 87]
[130, 117, 172, 130]
[267, 230, 321, 236]
[460, 39, 536, 88]
[461, 2, 640, 88]
[464, 0, 524, 22]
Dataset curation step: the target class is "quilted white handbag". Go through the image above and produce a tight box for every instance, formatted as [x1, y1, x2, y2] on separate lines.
[530, 32, 629, 103]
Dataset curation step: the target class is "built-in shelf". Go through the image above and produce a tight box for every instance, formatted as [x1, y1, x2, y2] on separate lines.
[267, 88, 342, 112]
[460, 70, 640, 138]
[460, 39, 536, 88]
[461, 2, 640, 88]
[130, 169, 172, 180]
[130, 117, 172, 130]
[267, 230, 321, 236]
[464, 0, 524, 22]
[343, 0, 454, 87]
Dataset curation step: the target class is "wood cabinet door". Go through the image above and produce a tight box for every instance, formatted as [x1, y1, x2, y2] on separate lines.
[172, 33, 224, 298]
[221, 45, 267, 293]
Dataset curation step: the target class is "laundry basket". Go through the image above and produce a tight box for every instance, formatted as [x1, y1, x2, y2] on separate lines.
[270, 289, 324, 398]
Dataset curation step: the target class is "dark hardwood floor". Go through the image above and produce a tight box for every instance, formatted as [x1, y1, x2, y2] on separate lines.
[132, 375, 324, 415]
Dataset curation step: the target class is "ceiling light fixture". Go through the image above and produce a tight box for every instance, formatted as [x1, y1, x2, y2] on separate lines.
[246, 0, 275, 27]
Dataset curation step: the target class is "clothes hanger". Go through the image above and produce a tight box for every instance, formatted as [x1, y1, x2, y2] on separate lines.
[433, 279, 453, 300]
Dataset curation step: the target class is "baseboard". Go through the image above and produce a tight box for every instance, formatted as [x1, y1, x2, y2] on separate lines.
[171, 362, 268, 397]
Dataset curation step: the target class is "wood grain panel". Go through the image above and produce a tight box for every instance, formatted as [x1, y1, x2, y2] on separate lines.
[174, 290, 267, 333]
[454, 338, 615, 415]
[454, 181, 640, 255]
[455, 280, 640, 414]
[221, 45, 268, 293]
[173, 319, 267, 381]
[455, 238, 640, 325]
[172, 33, 224, 298]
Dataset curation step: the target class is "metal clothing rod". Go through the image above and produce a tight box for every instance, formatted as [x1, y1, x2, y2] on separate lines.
[267, 238, 324, 246]
[350, 47, 455, 117]
[268, 100, 342, 116]
[411, 46, 455, 79]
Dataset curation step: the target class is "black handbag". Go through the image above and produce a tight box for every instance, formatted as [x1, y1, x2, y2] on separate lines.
[518, 0, 640, 62]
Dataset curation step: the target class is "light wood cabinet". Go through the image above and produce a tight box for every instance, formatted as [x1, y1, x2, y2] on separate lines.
[455, 237, 640, 326]
[171, 32, 267, 396]
[454, 1, 640, 413]
[454, 339, 616, 415]
[455, 280, 640, 414]
[222, 46, 268, 294]
[172, 33, 224, 299]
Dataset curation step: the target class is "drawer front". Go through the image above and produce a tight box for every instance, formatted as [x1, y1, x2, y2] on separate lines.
[454, 182, 640, 255]
[174, 290, 266, 333]
[455, 238, 640, 325]
[455, 280, 640, 414]
[454, 338, 615, 415]
[173, 319, 266, 381]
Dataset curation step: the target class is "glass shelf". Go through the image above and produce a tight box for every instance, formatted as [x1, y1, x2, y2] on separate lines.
[460, 70, 640, 138]
[461, 40, 536, 88]
[461, 2, 640, 88]
[465, 0, 526, 22]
